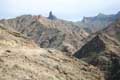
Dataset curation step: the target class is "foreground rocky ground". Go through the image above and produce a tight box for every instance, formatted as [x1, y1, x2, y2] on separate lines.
[0, 48, 104, 80]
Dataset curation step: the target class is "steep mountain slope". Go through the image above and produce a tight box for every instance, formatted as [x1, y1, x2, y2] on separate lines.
[74, 19, 120, 80]
[0, 23, 104, 80]
[0, 13, 89, 54]
[76, 11, 120, 33]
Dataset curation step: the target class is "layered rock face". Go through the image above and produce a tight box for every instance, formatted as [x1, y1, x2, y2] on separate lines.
[0, 14, 89, 54]
[74, 19, 120, 80]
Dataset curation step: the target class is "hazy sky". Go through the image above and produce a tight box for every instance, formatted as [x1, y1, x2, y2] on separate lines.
[0, 0, 120, 21]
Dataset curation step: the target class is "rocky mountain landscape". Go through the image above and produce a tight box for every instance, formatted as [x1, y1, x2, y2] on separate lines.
[76, 11, 120, 33]
[0, 17, 105, 80]
[0, 10, 119, 80]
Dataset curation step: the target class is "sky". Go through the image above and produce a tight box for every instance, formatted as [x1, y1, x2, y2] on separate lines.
[0, 0, 120, 21]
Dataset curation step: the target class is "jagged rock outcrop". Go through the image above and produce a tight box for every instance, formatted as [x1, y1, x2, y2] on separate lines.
[76, 11, 120, 33]
[0, 14, 89, 54]
[48, 11, 57, 20]
[74, 19, 120, 80]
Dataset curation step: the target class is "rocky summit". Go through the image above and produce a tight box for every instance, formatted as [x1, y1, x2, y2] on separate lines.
[48, 11, 57, 20]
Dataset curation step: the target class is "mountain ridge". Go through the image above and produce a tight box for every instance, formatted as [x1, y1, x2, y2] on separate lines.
[76, 11, 120, 33]
[0, 14, 89, 54]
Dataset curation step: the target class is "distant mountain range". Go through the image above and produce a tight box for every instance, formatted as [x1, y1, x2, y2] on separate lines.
[76, 11, 120, 33]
